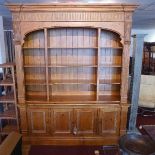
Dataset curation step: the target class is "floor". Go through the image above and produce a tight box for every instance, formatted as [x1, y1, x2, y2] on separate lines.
[29, 145, 121, 155]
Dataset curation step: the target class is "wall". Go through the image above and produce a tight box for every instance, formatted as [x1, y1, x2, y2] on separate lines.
[0, 16, 6, 65]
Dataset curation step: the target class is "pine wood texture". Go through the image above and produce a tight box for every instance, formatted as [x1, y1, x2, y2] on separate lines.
[7, 3, 137, 145]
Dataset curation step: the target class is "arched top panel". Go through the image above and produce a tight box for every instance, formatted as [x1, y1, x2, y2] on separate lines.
[23, 27, 123, 48]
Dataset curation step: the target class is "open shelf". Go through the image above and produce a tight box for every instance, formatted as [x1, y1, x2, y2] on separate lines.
[100, 64, 122, 68]
[0, 93, 15, 103]
[99, 79, 121, 84]
[49, 79, 96, 84]
[99, 95, 120, 102]
[48, 65, 98, 68]
[100, 47, 123, 49]
[0, 79, 14, 86]
[0, 63, 15, 67]
[23, 47, 45, 49]
[26, 91, 47, 101]
[25, 79, 46, 85]
[50, 92, 96, 102]
[48, 47, 98, 49]
[0, 110, 16, 119]
[24, 65, 46, 68]
[22, 27, 123, 103]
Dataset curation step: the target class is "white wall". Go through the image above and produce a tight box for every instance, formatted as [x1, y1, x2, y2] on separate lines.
[0, 16, 6, 64]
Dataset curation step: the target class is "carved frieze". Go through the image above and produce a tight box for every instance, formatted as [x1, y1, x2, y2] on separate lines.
[13, 12, 125, 22]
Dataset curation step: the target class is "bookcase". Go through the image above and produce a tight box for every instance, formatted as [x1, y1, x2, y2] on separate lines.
[0, 63, 19, 141]
[7, 3, 137, 146]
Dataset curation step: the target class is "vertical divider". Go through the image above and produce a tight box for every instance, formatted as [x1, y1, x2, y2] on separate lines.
[96, 28, 101, 101]
[44, 28, 50, 101]
[12, 65, 19, 131]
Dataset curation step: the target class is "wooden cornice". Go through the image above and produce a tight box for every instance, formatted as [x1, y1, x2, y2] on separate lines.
[6, 3, 138, 12]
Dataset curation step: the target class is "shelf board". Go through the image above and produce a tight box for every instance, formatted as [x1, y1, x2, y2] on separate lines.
[50, 92, 96, 101]
[48, 65, 97, 68]
[48, 47, 98, 49]
[0, 125, 18, 135]
[100, 64, 122, 68]
[0, 93, 15, 103]
[24, 65, 46, 68]
[26, 92, 47, 101]
[99, 95, 120, 102]
[25, 80, 46, 85]
[23, 47, 45, 49]
[0, 79, 14, 86]
[0, 110, 16, 119]
[0, 63, 15, 68]
[99, 79, 121, 84]
[100, 47, 123, 49]
[50, 95, 96, 102]
[49, 79, 96, 84]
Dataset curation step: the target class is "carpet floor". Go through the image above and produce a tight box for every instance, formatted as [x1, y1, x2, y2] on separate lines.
[29, 145, 120, 155]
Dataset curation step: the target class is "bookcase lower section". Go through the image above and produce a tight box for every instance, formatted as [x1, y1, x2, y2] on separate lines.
[19, 104, 128, 145]
[23, 135, 120, 145]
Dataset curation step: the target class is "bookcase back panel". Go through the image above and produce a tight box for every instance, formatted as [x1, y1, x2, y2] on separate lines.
[24, 67, 46, 84]
[47, 28, 97, 48]
[100, 49, 122, 66]
[100, 30, 122, 48]
[48, 49, 97, 66]
[99, 68, 121, 83]
[48, 67, 97, 84]
[23, 30, 45, 48]
[23, 49, 45, 66]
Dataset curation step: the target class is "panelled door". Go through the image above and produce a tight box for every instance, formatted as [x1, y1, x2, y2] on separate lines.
[74, 108, 97, 136]
[27, 108, 50, 135]
[51, 108, 73, 135]
[98, 107, 120, 136]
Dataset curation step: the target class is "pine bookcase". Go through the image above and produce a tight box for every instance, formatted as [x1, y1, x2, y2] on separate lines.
[7, 3, 137, 146]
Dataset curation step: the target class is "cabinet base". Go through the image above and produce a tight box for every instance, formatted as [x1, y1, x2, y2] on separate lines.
[23, 135, 120, 145]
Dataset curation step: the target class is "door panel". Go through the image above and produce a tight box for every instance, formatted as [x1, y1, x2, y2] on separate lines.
[28, 108, 49, 134]
[74, 108, 97, 135]
[99, 107, 120, 135]
[52, 108, 73, 135]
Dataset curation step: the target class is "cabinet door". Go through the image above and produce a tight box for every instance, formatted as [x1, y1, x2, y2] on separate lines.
[74, 108, 97, 136]
[99, 107, 120, 136]
[28, 108, 50, 135]
[52, 108, 73, 135]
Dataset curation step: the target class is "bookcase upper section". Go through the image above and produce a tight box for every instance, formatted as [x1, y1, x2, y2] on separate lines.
[7, 3, 137, 44]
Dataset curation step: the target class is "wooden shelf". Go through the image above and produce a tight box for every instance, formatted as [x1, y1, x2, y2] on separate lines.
[0, 110, 16, 119]
[48, 47, 98, 49]
[100, 64, 122, 67]
[0, 93, 15, 103]
[99, 79, 121, 84]
[100, 47, 123, 49]
[0, 63, 15, 67]
[26, 92, 47, 101]
[24, 65, 46, 68]
[23, 47, 45, 49]
[50, 91, 96, 101]
[49, 79, 96, 84]
[0, 79, 14, 86]
[25, 79, 46, 85]
[48, 65, 97, 67]
[99, 95, 120, 102]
